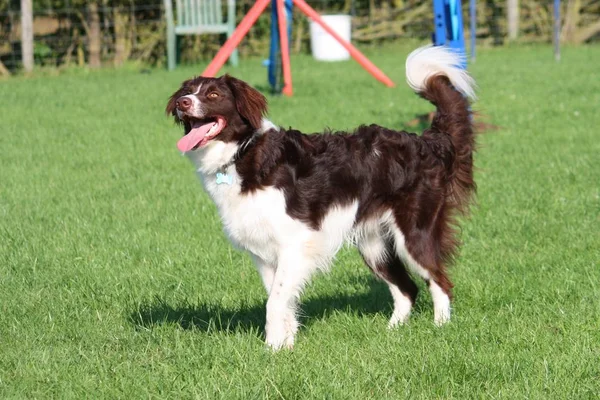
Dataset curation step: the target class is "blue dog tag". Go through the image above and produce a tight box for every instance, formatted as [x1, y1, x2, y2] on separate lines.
[216, 172, 233, 185]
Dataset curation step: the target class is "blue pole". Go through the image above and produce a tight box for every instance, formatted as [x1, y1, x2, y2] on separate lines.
[554, 0, 560, 61]
[432, 0, 447, 46]
[432, 0, 466, 68]
[469, 0, 476, 61]
[268, 0, 293, 92]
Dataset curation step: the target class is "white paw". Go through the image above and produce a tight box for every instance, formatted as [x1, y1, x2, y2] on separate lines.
[388, 311, 410, 329]
[265, 329, 294, 351]
[387, 292, 412, 329]
[265, 320, 295, 351]
[434, 308, 451, 326]
[429, 281, 451, 327]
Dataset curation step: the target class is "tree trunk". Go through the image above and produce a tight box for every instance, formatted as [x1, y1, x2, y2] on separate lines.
[102, 0, 110, 59]
[113, 6, 131, 66]
[507, 0, 519, 40]
[485, 0, 505, 46]
[88, 2, 101, 68]
[20, 0, 34, 72]
[562, 0, 581, 43]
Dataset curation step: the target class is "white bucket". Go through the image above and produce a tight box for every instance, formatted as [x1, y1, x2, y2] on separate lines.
[309, 14, 351, 62]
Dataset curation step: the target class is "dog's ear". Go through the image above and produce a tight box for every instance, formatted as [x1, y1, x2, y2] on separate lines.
[166, 79, 193, 124]
[165, 92, 178, 116]
[223, 74, 268, 130]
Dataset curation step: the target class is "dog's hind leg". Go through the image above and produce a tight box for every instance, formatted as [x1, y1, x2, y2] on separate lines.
[390, 225, 453, 326]
[358, 223, 418, 327]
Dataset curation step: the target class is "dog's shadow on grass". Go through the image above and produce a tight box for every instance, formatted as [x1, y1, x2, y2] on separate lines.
[129, 278, 427, 335]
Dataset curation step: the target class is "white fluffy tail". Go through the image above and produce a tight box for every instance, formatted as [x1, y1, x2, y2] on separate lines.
[405, 45, 477, 101]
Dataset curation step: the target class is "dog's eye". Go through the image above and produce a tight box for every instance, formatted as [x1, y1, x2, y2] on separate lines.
[208, 92, 219, 99]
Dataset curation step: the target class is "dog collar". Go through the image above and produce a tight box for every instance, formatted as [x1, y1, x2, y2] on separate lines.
[215, 133, 259, 185]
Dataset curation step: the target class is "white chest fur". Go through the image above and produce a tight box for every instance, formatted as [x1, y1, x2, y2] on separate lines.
[186, 132, 359, 269]
[201, 167, 294, 264]
[186, 139, 303, 265]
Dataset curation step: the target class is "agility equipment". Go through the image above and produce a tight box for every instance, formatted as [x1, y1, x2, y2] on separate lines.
[201, 0, 395, 96]
[433, 0, 466, 67]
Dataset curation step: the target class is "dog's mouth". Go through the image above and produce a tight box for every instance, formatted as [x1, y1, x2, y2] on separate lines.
[177, 116, 227, 152]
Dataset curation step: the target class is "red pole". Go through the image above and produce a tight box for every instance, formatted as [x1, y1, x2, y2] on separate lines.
[202, 0, 271, 77]
[276, 0, 293, 96]
[292, 0, 395, 87]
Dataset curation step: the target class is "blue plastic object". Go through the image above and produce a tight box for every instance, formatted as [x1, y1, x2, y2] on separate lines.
[268, 0, 293, 93]
[432, 0, 466, 68]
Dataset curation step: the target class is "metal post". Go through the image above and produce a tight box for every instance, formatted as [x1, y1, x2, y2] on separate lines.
[163, 0, 176, 70]
[227, 0, 239, 66]
[554, 0, 561, 61]
[470, 0, 476, 61]
[507, 0, 519, 40]
[20, 0, 34, 72]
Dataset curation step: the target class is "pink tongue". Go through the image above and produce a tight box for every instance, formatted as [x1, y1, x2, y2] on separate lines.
[177, 121, 216, 152]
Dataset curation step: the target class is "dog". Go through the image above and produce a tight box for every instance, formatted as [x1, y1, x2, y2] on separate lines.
[166, 45, 477, 350]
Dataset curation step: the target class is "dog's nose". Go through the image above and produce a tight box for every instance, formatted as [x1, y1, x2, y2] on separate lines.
[176, 97, 192, 110]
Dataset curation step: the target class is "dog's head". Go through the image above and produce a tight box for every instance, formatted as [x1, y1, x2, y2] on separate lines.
[166, 75, 268, 152]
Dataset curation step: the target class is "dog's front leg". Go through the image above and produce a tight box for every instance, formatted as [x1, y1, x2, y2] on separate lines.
[252, 255, 276, 295]
[264, 249, 313, 351]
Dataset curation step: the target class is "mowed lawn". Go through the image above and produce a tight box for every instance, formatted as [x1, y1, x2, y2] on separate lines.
[1, 43, 599, 398]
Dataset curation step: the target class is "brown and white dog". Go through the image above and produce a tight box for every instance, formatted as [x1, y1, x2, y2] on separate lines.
[166, 45, 477, 350]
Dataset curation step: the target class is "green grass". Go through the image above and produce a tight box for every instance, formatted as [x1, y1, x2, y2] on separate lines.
[1, 42, 599, 398]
